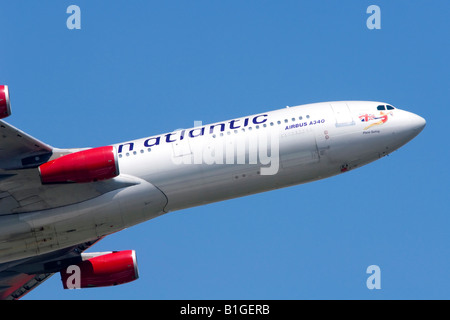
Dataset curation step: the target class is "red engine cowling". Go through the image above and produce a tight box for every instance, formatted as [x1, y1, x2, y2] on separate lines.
[61, 250, 139, 289]
[39, 146, 119, 184]
[0, 85, 11, 119]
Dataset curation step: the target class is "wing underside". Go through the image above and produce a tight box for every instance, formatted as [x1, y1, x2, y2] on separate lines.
[0, 239, 101, 300]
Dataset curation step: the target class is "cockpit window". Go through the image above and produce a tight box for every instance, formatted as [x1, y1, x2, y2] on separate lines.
[377, 105, 386, 111]
[386, 105, 395, 110]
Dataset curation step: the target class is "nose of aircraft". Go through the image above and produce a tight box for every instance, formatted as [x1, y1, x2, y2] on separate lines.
[409, 112, 426, 134]
[396, 111, 426, 147]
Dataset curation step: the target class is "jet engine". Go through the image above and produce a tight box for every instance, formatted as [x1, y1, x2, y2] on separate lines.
[0, 85, 11, 119]
[39, 146, 119, 184]
[60, 250, 139, 289]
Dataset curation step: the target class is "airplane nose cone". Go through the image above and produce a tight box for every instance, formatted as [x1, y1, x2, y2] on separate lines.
[396, 112, 426, 146]
[410, 113, 426, 133]
[376, 109, 425, 154]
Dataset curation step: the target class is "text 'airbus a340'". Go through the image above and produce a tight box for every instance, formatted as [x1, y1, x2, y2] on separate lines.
[0, 85, 425, 299]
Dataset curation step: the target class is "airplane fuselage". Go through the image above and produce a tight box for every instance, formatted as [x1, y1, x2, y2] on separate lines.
[0, 101, 426, 265]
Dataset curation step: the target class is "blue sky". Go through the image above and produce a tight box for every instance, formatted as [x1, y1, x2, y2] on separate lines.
[0, 1, 448, 299]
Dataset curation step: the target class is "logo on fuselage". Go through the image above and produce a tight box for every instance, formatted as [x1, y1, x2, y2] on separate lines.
[359, 111, 392, 130]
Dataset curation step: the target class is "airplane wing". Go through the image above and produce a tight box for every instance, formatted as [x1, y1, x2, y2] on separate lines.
[0, 119, 54, 170]
[0, 239, 100, 300]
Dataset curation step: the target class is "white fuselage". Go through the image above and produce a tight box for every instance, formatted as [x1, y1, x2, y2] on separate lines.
[0, 101, 425, 264]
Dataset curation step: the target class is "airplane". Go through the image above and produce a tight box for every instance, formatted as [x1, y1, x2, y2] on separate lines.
[0, 85, 425, 299]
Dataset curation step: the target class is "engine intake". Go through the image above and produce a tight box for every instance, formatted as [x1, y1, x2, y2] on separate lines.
[61, 250, 139, 289]
[0, 85, 11, 119]
[39, 146, 119, 184]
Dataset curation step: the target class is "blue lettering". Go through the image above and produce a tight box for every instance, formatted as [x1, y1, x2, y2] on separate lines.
[229, 119, 241, 129]
[253, 114, 268, 124]
[209, 123, 225, 134]
[144, 137, 160, 147]
[189, 127, 205, 138]
[165, 133, 177, 143]
[117, 113, 276, 154]
[118, 142, 134, 153]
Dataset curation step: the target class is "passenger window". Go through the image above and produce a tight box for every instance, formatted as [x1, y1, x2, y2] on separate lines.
[377, 105, 386, 111]
[386, 105, 395, 110]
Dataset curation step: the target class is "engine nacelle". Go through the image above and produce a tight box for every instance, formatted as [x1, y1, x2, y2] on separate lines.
[61, 250, 139, 289]
[0, 85, 11, 119]
[39, 146, 119, 184]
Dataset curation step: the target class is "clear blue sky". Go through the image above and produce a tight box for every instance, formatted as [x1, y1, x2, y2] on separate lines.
[1, 1, 448, 299]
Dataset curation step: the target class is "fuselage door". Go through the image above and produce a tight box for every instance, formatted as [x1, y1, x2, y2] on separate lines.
[330, 102, 355, 127]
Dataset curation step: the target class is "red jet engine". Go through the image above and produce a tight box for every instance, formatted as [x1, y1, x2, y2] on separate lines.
[61, 250, 139, 289]
[0, 85, 11, 119]
[39, 146, 119, 184]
